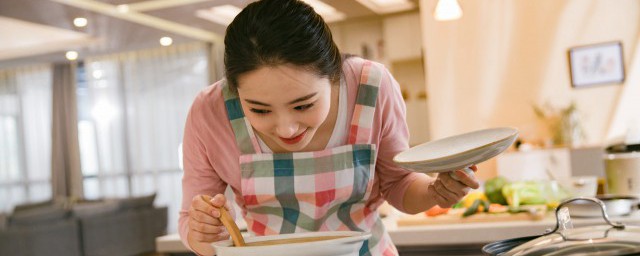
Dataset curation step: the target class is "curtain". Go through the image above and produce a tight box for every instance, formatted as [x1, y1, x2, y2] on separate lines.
[78, 42, 209, 232]
[51, 62, 83, 199]
[0, 65, 52, 213]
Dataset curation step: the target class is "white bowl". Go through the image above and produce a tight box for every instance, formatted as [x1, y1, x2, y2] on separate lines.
[212, 231, 371, 256]
[393, 127, 519, 173]
[557, 176, 598, 197]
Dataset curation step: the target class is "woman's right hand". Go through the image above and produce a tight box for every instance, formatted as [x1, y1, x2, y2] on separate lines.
[188, 194, 230, 243]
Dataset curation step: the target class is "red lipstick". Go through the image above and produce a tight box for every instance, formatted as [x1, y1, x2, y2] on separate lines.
[280, 130, 307, 145]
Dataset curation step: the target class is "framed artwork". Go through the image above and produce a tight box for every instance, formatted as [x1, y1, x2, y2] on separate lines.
[568, 41, 625, 88]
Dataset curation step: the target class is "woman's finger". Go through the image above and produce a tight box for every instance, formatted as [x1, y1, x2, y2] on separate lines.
[189, 217, 226, 234]
[189, 206, 223, 225]
[428, 184, 456, 208]
[433, 180, 460, 203]
[193, 195, 220, 217]
[449, 169, 480, 189]
[438, 173, 468, 198]
[190, 229, 231, 243]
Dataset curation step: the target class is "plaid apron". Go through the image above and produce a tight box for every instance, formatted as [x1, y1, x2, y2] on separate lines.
[223, 61, 397, 256]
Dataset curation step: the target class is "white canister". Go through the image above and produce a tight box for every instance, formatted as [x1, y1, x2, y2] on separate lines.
[605, 152, 640, 197]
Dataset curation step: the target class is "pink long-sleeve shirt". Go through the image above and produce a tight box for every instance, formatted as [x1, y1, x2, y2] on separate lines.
[179, 57, 420, 249]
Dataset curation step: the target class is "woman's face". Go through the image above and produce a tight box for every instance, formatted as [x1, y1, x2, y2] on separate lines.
[236, 64, 332, 152]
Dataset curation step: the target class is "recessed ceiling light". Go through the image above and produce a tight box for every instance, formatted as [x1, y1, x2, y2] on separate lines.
[196, 5, 242, 26]
[65, 51, 78, 60]
[160, 37, 173, 46]
[301, 0, 345, 23]
[355, 0, 415, 14]
[73, 17, 88, 27]
[116, 4, 130, 13]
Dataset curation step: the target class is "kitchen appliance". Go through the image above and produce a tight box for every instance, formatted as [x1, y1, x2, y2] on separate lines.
[482, 197, 640, 256]
[605, 143, 640, 198]
[212, 231, 370, 256]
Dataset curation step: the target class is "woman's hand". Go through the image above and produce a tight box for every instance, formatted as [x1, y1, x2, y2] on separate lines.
[427, 165, 480, 208]
[188, 194, 231, 243]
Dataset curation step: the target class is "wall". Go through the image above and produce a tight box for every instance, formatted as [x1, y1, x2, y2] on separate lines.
[330, 18, 384, 62]
[419, 0, 640, 178]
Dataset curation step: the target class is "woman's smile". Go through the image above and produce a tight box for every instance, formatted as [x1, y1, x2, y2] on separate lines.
[279, 129, 308, 145]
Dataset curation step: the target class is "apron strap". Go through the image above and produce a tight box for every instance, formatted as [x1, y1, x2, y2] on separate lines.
[348, 61, 382, 144]
[222, 81, 261, 154]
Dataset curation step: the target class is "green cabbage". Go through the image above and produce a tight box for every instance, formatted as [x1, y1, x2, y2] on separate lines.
[501, 181, 547, 208]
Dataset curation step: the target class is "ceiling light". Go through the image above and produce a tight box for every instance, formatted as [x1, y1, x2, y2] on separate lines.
[196, 5, 241, 26]
[434, 0, 463, 21]
[65, 51, 78, 60]
[355, 0, 415, 14]
[73, 17, 88, 27]
[92, 70, 103, 79]
[159, 36, 173, 46]
[301, 0, 345, 23]
[116, 4, 130, 13]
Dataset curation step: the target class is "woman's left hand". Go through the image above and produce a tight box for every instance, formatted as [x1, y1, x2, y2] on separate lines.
[427, 165, 480, 208]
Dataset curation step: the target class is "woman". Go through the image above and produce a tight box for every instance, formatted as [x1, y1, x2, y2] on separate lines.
[179, 0, 479, 255]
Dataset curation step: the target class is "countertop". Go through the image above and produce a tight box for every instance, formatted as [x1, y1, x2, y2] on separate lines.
[156, 210, 640, 253]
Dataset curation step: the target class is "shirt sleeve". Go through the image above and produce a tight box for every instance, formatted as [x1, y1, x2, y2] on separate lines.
[373, 63, 422, 213]
[178, 91, 228, 251]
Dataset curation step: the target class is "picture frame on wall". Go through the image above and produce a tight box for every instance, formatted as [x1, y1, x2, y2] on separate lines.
[568, 41, 625, 88]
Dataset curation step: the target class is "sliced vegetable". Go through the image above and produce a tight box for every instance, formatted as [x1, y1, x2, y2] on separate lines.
[461, 191, 488, 208]
[481, 200, 491, 213]
[484, 176, 509, 205]
[425, 205, 450, 217]
[488, 203, 509, 213]
[502, 181, 547, 208]
[452, 201, 464, 209]
[462, 199, 482, 217]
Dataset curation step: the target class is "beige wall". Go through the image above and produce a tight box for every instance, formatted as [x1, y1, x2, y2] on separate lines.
[419, 0, 640, 178]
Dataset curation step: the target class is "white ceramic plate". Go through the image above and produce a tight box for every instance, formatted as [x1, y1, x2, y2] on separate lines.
[212, 231, 371, 256]
[393, 127, 519, 173]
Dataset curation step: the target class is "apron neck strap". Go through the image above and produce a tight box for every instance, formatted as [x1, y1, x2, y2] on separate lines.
[348, 60, 382, 144]
[222, 81, 261, 154]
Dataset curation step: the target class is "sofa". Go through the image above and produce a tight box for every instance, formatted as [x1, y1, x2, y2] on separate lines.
[0, 194, 168, 256]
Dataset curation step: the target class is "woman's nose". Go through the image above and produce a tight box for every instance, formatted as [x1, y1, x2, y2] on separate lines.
[275, 116, 298, 138]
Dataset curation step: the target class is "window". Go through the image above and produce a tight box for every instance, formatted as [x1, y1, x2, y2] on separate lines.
[77, 43, 209, 232]
[0, 66, 52, 213]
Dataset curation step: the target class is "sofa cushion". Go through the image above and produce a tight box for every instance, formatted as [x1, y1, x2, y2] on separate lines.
[72, 199, 120, 218]
[9, 205, 69, 226]
[0, 213, 7, 230]
[117, 193, 156, 210]
[12, 200, 55, 213]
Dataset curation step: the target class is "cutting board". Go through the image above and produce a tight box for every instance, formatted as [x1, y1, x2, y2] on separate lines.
[396, 211, 547, 226]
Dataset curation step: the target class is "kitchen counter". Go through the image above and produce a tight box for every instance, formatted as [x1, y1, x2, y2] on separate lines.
[156, 211, 640, 255]
[384, 211, 640, 246]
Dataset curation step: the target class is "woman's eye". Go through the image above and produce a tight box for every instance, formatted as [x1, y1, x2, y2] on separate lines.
[250, 108, 271, 114]
[294, 104, 314, 111]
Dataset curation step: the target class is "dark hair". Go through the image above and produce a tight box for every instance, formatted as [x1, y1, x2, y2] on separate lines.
[224, 0, 342, 92]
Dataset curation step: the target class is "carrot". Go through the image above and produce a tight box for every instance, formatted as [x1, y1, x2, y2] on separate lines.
[425, 205, 450, 217]
[488, 203, 509, 213]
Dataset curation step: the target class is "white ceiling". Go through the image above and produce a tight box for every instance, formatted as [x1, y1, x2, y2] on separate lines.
[0, 0, 419, 67]
[0, 16, 95, 61]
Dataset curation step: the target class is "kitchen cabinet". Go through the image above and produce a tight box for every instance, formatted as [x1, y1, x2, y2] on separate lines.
[382, 12, 422, 62]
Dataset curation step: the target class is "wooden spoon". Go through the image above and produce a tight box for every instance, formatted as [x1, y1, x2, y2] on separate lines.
[217, 206, 246, 247]
[202, 195, 245, 247]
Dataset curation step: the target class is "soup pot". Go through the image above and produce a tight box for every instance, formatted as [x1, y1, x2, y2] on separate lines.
[563, 195, 638, 217]
[212, 231, 370, 256]
[483, 197, 640, 256]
